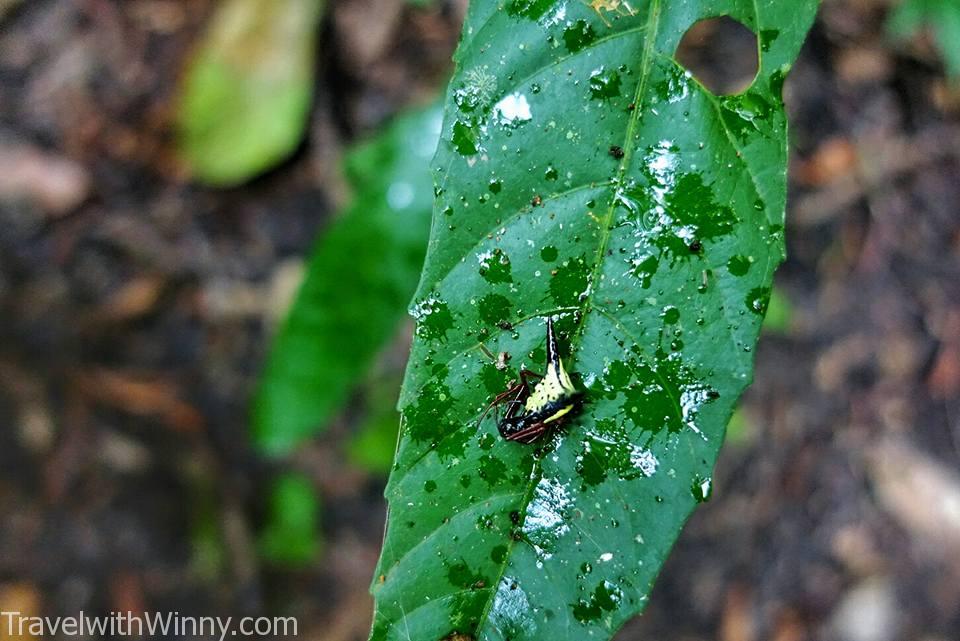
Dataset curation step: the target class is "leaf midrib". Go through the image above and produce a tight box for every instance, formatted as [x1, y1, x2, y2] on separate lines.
[468, 1, 663, 638]
[422, 16, 658, 302]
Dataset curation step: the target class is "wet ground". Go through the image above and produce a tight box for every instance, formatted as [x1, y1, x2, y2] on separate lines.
[1, 1, 959, 640]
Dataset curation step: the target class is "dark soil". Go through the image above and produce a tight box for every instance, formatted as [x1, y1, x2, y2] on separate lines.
[1, 1, 959, 640]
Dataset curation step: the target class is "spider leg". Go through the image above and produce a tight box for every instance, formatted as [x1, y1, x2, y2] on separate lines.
[509, 422, 549, 444]
[588, 4, 613, 28]
[501, 382, 530, 420]
[478, 381, 527, 424]
[518, 369, 544, 386]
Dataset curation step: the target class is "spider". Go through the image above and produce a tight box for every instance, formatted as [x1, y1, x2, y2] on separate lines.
[480, 318, 582, 444]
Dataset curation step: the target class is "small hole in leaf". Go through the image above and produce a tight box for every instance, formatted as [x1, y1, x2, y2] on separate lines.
[675, 16, 759, 96]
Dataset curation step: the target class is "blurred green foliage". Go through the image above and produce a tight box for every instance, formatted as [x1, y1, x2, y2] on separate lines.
[252, 103, 439, 566]
[762, 286, 794, 334]
[252, 103, 441, 457]
[724, 407, 756, 445]
[258, 473, 322, 565]
[177, 0, 324, 186]
[347, 373, 405, 476]
[190, 481, 226, 582]
[889, 0, 960, 78]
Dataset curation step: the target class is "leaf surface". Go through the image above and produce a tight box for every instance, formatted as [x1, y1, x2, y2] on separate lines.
[253, 104, 441, 455]
[370, 1, 817, 640]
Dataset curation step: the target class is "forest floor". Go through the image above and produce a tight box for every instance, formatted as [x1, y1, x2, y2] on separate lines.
[1, 1, 959, 640]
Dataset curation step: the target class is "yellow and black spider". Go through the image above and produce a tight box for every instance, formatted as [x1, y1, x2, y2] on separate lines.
[481, 318, 582, 444]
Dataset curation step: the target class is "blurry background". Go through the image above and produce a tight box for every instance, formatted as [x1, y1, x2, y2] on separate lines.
[1, 1, 959, 640]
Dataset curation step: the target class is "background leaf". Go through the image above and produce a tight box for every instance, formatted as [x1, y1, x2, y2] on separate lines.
[258, 472, 322, 565]
[252, 103, 441, 456]
[347, 371, 406, 476]
[369, 2, 817, 640]
[761, 285, 793, 333]
[888, 0, 960, 79]
[177, 0, 324, 186]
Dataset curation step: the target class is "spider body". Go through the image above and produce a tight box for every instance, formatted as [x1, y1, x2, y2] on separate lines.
[481, 319, 581, 444]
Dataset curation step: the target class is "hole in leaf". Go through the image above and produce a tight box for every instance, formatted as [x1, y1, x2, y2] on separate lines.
[675, 16, 759, 96]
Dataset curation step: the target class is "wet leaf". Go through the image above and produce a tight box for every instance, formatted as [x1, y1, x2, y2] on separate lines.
[176, 0, 324, 186]
[369, 2, 816, 640]
[253, 104, 441, 455]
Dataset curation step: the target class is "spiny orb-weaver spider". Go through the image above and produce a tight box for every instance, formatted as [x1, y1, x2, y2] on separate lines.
[480, 318, 582, 444]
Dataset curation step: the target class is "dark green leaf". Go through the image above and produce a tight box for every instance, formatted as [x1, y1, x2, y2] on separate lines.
[252, 104, 441, 456]
[176, 0, 324, 186]
[369, 2, 817, 640]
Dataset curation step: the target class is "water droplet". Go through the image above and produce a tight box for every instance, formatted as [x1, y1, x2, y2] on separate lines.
[540, 245, 558, 262]
[477, 248, 513, 284]
[589, 66, 622, 100]
[452, 120, 479, 156]
[494, 93, 533, 127]
[563, 19, 596, 53]
[727, 254, 751, 276]
[746, 286, 770, 315]
[572, 581, 623, 622]
[691, 475, 713, 502]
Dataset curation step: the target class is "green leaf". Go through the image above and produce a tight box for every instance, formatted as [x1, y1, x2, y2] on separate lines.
[723, 405, 755, 445]
[761, 285, 792, 333]
[252, 104, 442, 456]
[888, 0, 960, 78]
[176, 0, 324, 186]
[258, 473, 322, 565]
[369, 2, 817, 640]
[348, 373, 405, 476]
